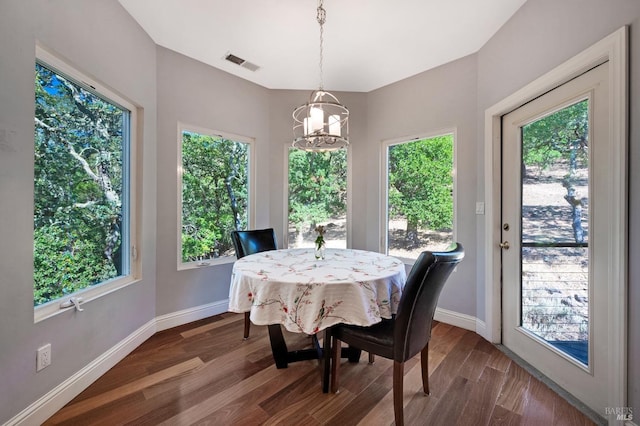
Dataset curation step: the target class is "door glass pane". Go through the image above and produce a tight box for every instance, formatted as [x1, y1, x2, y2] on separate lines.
[520, 99, 589, 366]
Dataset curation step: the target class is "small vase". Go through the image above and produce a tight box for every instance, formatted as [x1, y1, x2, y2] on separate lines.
[315, 243, 326, 260]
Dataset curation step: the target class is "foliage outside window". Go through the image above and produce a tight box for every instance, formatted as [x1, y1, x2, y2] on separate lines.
[386, 134, 454, 259]
[288, 149, 347, 248]
[519, 99, 590, 355]
[34, 60, 132, 307]
[521, 99, 588, 244]
[180, 129, 250, 263]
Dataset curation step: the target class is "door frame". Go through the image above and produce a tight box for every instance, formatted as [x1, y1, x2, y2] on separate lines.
[482, 27, 627, 410]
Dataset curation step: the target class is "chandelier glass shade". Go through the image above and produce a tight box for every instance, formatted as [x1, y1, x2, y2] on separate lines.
[292, 89, 349, 151]
[292, 0, 349, 151]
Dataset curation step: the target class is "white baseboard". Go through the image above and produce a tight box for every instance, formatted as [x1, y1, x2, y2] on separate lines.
[9, 301, 480, 425]
[7, 319, 156, 426]
[433, 307, 477, 332]
[433, 309, 490, 343]
[155, 299, 229, 332]
[7, 300, 230, 426]
[475, 319, 488, 340]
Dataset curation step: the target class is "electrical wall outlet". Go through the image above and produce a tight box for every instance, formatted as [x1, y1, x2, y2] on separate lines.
[36, 343, 51, 371]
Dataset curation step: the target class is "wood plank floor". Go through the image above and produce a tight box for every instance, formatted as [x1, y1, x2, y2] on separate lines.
[45, 313, 597, 425]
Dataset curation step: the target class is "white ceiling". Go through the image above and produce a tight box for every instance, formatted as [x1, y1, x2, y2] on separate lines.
[118, 0, 526, 93]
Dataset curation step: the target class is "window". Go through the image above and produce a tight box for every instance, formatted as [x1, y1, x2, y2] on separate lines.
[34, 49, 137, 319]
[179, 125, 251, 265]
[287, 148, 348, 248]
[383, 133, 455, 260]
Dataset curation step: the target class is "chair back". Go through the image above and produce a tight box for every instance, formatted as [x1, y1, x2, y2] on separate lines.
[231, 228, 278, 259]
[393, 243, 464, 362]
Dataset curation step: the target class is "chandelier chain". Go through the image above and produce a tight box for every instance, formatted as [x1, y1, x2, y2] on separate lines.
[317, 0, 325, 90]
[292, 0, 348, 151]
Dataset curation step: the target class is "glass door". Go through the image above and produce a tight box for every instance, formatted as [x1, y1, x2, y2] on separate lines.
[501, 62, 609, 413]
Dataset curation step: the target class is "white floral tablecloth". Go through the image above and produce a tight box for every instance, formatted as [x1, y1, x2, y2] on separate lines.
[228, 248, 406, 334]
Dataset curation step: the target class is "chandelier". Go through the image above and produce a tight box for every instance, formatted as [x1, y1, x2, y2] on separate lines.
[292, 0, 349, 151]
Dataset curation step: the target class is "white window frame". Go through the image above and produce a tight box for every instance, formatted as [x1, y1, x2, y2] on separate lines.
[177, 122, 255, 269]
[34, 45, 139, 323]
[380, 129, 457, 264]
[283, 144, 352, 249]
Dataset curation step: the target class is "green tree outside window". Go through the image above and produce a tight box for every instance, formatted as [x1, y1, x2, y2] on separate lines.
[34, 62, 130, 306]
[387, 134, 454, 256]
[181, 131, 249, 262]
[288, 149, 347, 248]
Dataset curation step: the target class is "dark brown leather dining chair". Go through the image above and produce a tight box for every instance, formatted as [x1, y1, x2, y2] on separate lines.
[231, 228, 278, 339]
[330, 243, 464, 426]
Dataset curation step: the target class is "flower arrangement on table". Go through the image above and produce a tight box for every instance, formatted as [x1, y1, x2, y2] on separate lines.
[314, 225, 326, 259]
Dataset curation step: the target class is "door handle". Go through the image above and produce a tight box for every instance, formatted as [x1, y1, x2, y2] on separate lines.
[499, 241, 510, 250]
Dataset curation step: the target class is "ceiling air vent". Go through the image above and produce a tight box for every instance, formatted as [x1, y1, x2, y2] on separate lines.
[241, 61, 260, 72]
[224, 52, 260, 72]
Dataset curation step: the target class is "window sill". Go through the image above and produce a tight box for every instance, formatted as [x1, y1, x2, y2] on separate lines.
[178, 256, 236, 271]
[388, 255, 417, 266]
[34, 277, 141, 323]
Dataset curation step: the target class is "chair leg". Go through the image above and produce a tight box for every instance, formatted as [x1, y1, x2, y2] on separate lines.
[322, 329, 331, 393]
[393, 361, 405, 426]
[368, 353, 375, 364]
[243, 312, 251, 339]
[421, 343, 429, 395]
[331, 337, 341, 393]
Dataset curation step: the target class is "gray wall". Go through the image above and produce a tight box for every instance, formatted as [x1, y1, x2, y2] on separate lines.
[0, 0, 637, 423]
[367, 54, 479, 317]
[475, 0, 640, 413]
[155, 47, 272, 315]
[0, 0, 157, 423]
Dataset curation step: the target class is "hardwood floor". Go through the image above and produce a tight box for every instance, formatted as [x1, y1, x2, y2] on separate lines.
[45, 313, 597, 425]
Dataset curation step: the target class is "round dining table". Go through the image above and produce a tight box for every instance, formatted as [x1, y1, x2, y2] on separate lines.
[228, 247, 407, 392]
[228, 247, 407, 334]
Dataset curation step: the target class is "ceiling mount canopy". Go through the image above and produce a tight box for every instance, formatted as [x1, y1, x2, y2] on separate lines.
[292, 0, 349, 151]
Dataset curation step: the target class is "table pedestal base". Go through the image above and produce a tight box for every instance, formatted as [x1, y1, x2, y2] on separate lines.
[267, 325, 362, 393]
[267, 324, 323, 368]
